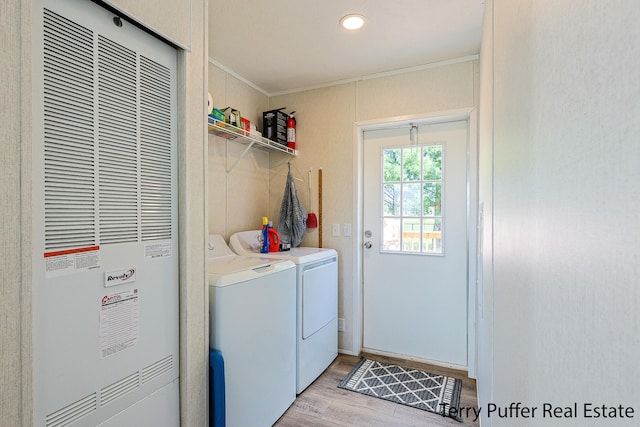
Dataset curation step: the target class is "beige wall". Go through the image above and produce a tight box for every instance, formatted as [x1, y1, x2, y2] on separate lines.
[207, 64, 272, 236]
[2, 0, 208, 425]
[355, 62, 477, 121]
[268, 83, 358, 350]
[478, 1, 640, 425]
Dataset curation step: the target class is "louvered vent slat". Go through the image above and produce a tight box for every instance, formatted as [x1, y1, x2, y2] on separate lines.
[142, 181, 172, 189]
[44, 98, 93, 118]
[43, 82, 94, 107]
[43, 8, 95, 251]
[43, 10, 93, 45]
[140, 56, 172, 241]
[45, 161, 95, 172]
[99, 142, 137, 154]
[141, 112, 171, 126]
[100, 223, 138, 229]
[99, 110, 138, 128]
[98, 95, 136, 109]
[99, 197, 138, 203]
[139, 194, 172, 201]
[44, 205, 95, 212]
[44, 120, 93, 135]
[46, 200, 98, 207]
[43, 137, 94, 150]
[43, 138, 94, 152]
[141, 355, 173, 384]
[45, 227, 96, 234]
[100, 214, 138, 219]
[43, 11, 174, 251]
[45, 193, 95, 201]
[97, 36, 139, 245]
[99, 75, 138, 91]
[100, 372, 140, 406]
[42, 49, 94, 78]
[45, 392, 97, 427]
[97, 153, 137, 164]
[99, 168, 137, 177]
[44, 169, 96, 180]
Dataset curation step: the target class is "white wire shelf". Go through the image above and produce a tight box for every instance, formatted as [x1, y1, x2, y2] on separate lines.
[207, 116, 298, 157]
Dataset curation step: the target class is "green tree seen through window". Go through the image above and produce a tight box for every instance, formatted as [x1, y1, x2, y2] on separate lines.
[382, 144, 444, 253]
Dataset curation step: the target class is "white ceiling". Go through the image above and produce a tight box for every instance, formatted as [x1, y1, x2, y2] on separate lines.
[209, 0, 486, 95]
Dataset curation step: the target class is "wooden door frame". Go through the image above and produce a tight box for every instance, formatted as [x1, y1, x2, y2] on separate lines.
[352, 107, 478, 377]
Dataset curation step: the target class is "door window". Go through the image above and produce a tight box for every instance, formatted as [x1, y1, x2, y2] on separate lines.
[381, 144, 444, 254]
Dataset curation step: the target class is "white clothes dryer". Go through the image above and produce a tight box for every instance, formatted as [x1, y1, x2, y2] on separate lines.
[207, 235, 296, 427]
[229, 230, 338, 394]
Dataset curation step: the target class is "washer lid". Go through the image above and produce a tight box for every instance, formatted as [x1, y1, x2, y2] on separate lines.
[208, 255, 285, 275]
[208, 257, 295, 287]
[207, 234, 295, 286]
[229, 230, 337, 264]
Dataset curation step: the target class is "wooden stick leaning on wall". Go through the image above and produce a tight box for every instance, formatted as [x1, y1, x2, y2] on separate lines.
[318, 168, 323, 248]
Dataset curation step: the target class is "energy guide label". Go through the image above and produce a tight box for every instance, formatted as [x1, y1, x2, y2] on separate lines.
[100, 289, 139, 359]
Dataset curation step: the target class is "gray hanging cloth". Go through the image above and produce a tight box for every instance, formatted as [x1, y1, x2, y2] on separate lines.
[277, 166, 307, 247]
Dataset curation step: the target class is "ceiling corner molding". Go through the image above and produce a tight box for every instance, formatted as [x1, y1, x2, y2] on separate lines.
[209, 54, 480, 98]
[269, 54, 480, 97]
[360, 55, 480, 81]
[208, 57, 270, 97]
[268, 76, 364, 98]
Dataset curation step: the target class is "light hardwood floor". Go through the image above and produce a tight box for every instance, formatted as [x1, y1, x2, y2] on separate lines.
[275, 353, 480, 426]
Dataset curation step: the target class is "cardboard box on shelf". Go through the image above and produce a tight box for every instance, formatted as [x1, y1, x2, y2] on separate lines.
[262, 108, 287, 145]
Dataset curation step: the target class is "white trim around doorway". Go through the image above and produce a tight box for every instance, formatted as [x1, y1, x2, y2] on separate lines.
[352, 107, 478, 378]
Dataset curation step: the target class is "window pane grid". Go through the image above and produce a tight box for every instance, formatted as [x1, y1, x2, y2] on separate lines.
[381, 143, 443, 255]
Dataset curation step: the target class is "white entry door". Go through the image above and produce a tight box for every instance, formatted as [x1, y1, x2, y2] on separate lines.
[362, 120, 469, 366]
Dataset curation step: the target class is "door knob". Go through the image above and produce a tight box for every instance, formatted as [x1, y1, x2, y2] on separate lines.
[364, 241, 372, 249]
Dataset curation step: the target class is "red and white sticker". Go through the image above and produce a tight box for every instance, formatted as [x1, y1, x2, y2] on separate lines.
[44, 246, 100, 278]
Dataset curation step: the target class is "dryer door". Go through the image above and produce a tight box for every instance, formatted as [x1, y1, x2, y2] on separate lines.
[302, 259, 338, 339]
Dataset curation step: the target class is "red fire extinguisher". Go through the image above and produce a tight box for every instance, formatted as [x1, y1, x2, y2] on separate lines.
[287, 111, 296, 149]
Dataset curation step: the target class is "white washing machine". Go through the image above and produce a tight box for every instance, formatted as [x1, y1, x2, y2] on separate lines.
[207, 235, 296, 427]
[229, 230, 338, 394]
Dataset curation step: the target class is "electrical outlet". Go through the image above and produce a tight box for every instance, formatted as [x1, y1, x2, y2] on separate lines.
[332, 224, 340, 236]
[338, 318, 345, 332]
[343, 223, 352, 237]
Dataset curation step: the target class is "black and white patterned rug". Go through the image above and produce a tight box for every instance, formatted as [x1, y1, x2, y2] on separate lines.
[338, 358, 462, 420]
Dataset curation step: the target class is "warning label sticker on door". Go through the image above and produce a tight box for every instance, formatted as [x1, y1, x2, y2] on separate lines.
[44, 246, 100, 278]
[144, 241, 172, 260]
[100, 289, 139, 359]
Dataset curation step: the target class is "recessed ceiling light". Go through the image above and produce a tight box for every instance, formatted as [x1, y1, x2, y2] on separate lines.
[340, 14, 366, 31]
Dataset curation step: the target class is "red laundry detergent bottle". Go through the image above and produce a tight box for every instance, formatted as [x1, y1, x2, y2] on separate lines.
[267, 221, 280, 252]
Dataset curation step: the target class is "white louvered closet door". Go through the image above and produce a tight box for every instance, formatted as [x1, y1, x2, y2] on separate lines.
[32, 1, 179, 426]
